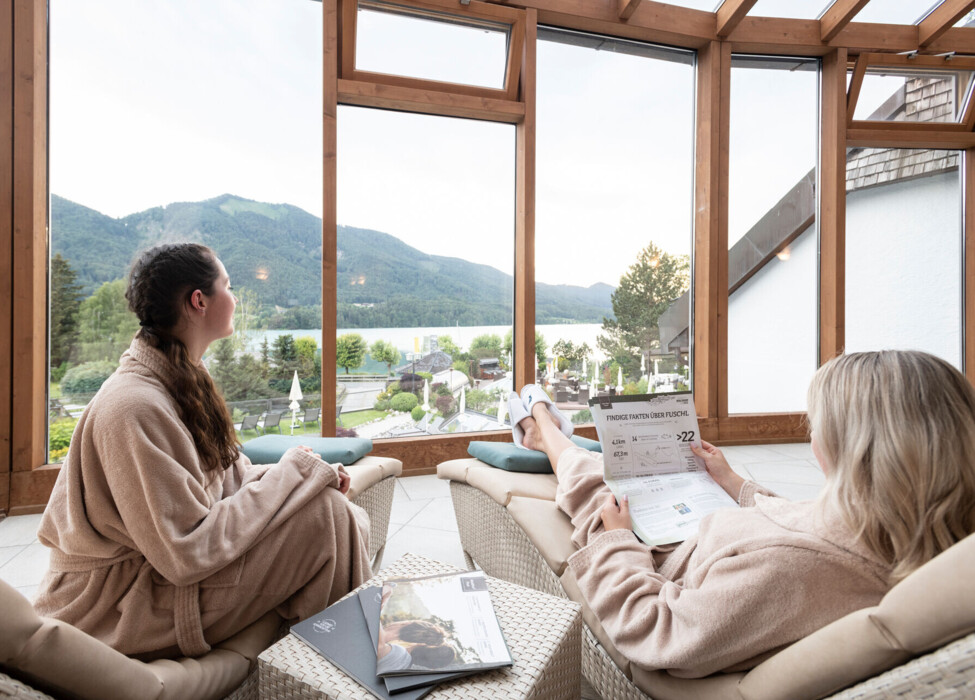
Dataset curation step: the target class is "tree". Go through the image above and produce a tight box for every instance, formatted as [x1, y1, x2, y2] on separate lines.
[270, 334, 299, 383]
[259, 337, 271, 379]
[437, 335, 462, 359]
[209, 338, 274, 401]
[50, 254, 83, 371]
[598, 242, 689, 381]
[336, 333, 367, 374]
[552, 339, 592, 372]
[470, 334, 503, 359]
[502, 330, 548, 368]
[76, 278, 140, 362]
[294, 336, 319, 377]
[370, 339, 400, 376]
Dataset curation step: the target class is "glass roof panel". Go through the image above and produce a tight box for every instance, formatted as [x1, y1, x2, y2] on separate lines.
[850, 0, 940, 25]
[955, 10, 975, 27]
[658, 0, 719, 11]
[748, 0, 832, 20]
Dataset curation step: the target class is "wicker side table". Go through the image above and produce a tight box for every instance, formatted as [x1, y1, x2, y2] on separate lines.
[258, 553, 581, 700]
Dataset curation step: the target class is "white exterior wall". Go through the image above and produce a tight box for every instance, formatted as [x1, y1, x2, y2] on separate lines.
[845, 170, 962, 367]
[725, 169, 961, 414]
[727, 222, 818, 414]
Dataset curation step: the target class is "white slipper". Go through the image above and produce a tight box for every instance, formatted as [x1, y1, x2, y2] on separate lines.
[508, 392, 532, 449]
[520, 384, 574, 438]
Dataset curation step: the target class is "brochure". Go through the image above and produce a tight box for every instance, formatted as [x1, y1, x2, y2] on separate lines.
[589, 391, 738, 546]
[377, 570, 513, 677]
[357, 587, 478, 693]
[290, 595, 430, 700]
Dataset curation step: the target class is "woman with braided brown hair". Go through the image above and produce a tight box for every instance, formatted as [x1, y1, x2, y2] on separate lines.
[34, 243, 371, 659]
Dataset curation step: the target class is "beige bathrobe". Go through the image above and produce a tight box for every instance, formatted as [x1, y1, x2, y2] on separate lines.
[555, 446, 892, 678]
[35, 339, 372, 658]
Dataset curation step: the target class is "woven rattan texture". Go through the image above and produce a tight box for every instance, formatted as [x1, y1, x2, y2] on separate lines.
[449, 481, 647, 700]
[827, 631, 975, 699]
[225, 668, 259, 700]
[449, 481, 564, 599]
[0, 673, 51, 700]
[351, 475, 395, 566]
[258, 552, 581, 699]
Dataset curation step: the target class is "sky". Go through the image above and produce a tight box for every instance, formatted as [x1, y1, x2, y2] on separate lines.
[50, 0, 952, 289]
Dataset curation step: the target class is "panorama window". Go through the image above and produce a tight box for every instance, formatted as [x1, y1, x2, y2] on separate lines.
[336, 107, 515, 437]
[727, 56, 820, 414]
[48, 0, 324, 460]
[534, 29, 695, 425]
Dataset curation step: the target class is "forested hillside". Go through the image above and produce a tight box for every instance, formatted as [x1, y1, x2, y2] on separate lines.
[50, 194, 614, 327]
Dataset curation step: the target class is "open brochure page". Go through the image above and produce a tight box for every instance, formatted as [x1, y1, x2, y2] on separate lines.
[377, 571, 512, 677]
[590, 392, 737, 546]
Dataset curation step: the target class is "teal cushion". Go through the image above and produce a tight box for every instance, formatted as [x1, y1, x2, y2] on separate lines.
[241, 435, 373, 465]
[467, 436, 602, 473]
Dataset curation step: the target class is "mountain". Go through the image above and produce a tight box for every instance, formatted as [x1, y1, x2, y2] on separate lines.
[50, 194, 614, 327]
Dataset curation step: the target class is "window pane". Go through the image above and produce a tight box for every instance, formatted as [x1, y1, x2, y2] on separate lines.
[728, 56, 819, 414]
[49, 0, 323, 461]
[356, 1, 509, 89]
[852, 68, 974, 122]
[337, 107, 515, 437]
[845, 149, 962, 367]
[536, 28, 695, 423]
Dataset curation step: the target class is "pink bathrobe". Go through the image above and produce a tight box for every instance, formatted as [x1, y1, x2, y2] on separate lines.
[34, 339, 372, 658]
[555, 446, 892, 678]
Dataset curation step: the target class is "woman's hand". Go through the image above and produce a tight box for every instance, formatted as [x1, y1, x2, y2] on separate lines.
[690, 440, 745, 501]
[600, 493, 631, 531]
[336, 465, 351, 495]
[297, 446, 350, 495]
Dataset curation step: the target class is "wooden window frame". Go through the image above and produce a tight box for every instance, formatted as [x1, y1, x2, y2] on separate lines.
[6, 0, 975, 512]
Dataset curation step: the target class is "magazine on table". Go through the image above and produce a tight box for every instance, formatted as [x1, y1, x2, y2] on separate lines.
[290, 595, 430, 700]
[357, 587, 478, 693]
[588, 391, 738, 546]
[376, 570, 513, 677]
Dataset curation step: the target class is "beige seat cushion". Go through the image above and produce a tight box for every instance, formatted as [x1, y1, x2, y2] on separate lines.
[506, 496, 576, 576]
[0, 576, 280, 700]
[738, 531, 975, 700]
[345, 455, 402, 500]
[437, 458, 558, 505]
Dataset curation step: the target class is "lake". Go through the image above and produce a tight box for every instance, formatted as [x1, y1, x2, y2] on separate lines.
[245, 323, 606, 360]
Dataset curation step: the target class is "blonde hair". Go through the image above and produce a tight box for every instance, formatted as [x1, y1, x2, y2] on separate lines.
[807, 350, 975, 583]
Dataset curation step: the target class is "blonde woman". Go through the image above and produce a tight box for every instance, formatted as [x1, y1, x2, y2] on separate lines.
[513, 350, 975, 677]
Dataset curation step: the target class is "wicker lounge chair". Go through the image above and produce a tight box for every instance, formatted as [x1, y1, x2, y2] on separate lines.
[438, 458, 975, 699]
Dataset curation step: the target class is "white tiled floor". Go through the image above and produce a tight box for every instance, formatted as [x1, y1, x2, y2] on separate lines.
[0, 443, 821, 602]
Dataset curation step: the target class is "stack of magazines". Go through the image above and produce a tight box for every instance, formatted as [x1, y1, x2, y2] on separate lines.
[292, 570, 513, 699]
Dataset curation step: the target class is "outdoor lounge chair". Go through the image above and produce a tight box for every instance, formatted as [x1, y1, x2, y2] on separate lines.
[438, 458, 975, 699]
[234, 414, 261, 436]
[258, 411, 283, 435]
[299, 407, 320, 429]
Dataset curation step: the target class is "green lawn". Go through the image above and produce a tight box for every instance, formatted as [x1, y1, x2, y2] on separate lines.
[236, 409, 388, 443]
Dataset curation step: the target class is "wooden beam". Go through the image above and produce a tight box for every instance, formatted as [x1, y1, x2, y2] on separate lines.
[820, 0, 871, 43]
[821, 49, 848, 366]
[693, 41, 730, 421]
[504, 14, 525, 100]
[338, 79, 526, 122]
[1, 0, 13, 514]
[847, 128, 975, 148]
[713, 413, 808, 444]
[323, 0, 339, 436]
[338, 0, 356, 80]
[966, 149, 975, 383]
[618, 0, 640, 21]
[716, 0, 758, 38]
[919, 0, 975, 48]
[11, 0, 47, 478]
[514, 9, 537, 392]
[846, 53, 868, 123]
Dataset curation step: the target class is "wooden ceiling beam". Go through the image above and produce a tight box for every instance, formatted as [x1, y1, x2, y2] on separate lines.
[820, 0, 871, 43]
[618, 0, 641, 21]
[716, 0, 758, 38]
[919, 0, 975, 47]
